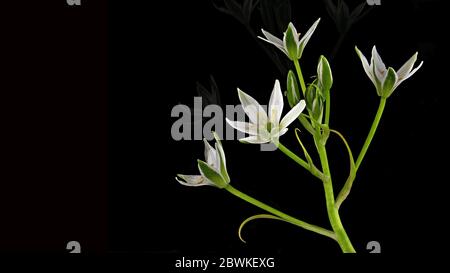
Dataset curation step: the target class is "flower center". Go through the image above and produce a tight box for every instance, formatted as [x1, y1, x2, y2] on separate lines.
[266, 122, 274, 132]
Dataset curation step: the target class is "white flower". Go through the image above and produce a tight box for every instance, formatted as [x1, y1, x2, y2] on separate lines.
[258, 18, 321, 60]
[176, 133, 230, 188]
[226, 80, 306, 144]
[355, 46, 423, 98]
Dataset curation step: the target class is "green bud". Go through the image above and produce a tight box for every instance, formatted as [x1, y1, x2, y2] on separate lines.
[305, 83, 324, 123]
[311, 96, 324, 122]
[317, 55, 333, 91]
[286, 70, 301, 108]
[305, 84, 316, 111]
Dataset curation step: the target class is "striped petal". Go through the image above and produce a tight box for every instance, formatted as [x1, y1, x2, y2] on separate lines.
[355, 46, 376, 86]
[280, 100, 306, 130]
[176, 174, 214, 187]
[258, 30, 289, 57]
[268, 80, 284, 125]
[225, 119, 260, 135]
[372, 46, 387, 82]
[298, 18, 321, 58]
[239, 135, 271, 144]
[237, 88, 268, 126]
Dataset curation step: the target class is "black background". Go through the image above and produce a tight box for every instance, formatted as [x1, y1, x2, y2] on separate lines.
[1, 0, 448, 264]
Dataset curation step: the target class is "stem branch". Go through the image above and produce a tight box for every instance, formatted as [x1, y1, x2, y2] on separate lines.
[225, 185, 336, 241]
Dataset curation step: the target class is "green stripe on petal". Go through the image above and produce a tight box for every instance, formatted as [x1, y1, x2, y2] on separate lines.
[197, 160, 228, 188]
[382, 67, 398, 98]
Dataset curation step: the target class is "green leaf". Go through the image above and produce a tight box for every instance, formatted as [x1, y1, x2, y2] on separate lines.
[284, 23, 298, 60]
[383, 67, 398, 98]
[286, 70, 300, 108]
[197, 160, 227, 188]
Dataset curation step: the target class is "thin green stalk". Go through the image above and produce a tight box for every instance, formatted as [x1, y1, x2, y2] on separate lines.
[225, 185, 336, 241]
[293, 59, 306, 94]
[314, 136, 356, 253]
[355, 97, 387, 171]
[331, 130, 356, 210]
[325, 89, 331, 126]
[277, 142, 323, 180]
[277, 142, 308, 169]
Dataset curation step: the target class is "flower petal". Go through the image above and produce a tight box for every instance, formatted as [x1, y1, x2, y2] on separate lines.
[225, 118, 260, 135]
[197, 160, 227, 188]
[280, 100, 306, 129]
[298, 18, 321, 58]
[355, 46, 376, 86]
[203, 138, 217, 168]
[239, 135, 270, 144]
[260, 29, 283, 47]
[283, 22, 300, 60]
[372, 46, 387, 82]
[176, 174, 214, 187]
[268, 80, 284, 125]
[213, 132, 230, 183]
[382, 67, 398, 98]
[278, 127, 288, 137]
[237, 88, 268, 126]
[258, 30, 289, 57]
[396, 52, 418, 81]
[394, 60, 423, 89]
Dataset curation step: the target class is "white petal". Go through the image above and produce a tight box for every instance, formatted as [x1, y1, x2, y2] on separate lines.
[372, 46, 387, 82]
[260, 29, 283, 47]
[278, 127, 288, 137]
[214, 141, 228, 182]
[298, 18, 321, 57]
[225, 118, 260, 135]
[355, 46, 376, 86]
[258, 30, 289, 57]
[397, 52, 418, 80]
[203, 139, 217, 168]
[268, 80, 284, 125]
[176, 175, 214, 187]
[237, 88, 268, 126]
[394, 61, 423, 89]
[280, 100, 306, 130]
[405, 61, 423, 78]
[239, 135, 270, 144]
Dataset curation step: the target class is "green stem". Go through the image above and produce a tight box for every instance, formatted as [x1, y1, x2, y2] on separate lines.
[325, 89, 331, 126]
[225, 185, 336, 241]
[277, 142, 308, 169]
[355, 97, 387, 171]
[293, 59, 306, 94]
[277, 142, 323, 180]
[331, 130, 356, 210]
[314, 136, 356, 253]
